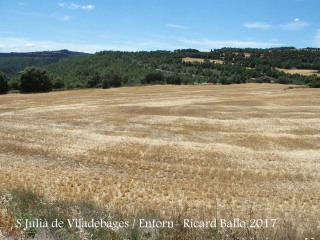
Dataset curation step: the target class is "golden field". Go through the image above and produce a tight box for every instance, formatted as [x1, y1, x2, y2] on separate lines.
[276, 68, 320, 76]
[0, 84, 319, 236]
[182, 57, 224, 64]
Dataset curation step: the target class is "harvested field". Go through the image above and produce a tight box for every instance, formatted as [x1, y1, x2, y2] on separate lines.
[0, 84, 319, 236]
[276, 68, 320, 76]
[182, 57, 224, 64]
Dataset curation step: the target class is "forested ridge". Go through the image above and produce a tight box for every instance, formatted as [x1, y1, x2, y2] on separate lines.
[0, 50, 87, 76]
[1, 47, 320, 94]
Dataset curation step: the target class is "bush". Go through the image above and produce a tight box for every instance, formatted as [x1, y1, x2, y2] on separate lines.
[207, 78, 218, 84]
[0, 72, 9, 94]
[276, 76, 293, 84]
[254, 76, 275, 83]
[87, 74, 101, 88]
[219, 77, 232, 85]
[308, 79, 320, 88]
[52, 77, 65, 89]
[9, 78, 20, 91]
[20, 67, 52, 93]
[144, 72, 165, 84]
[166, 75, 181, 85]
[102, 74, 122, 89]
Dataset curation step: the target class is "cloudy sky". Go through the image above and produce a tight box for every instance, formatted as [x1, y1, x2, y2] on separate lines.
[0, 0, 319, 53]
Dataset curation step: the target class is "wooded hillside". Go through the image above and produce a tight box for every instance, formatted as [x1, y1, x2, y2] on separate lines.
[1, 47, 320, 93]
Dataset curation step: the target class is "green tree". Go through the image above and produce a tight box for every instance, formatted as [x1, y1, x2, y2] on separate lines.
[166, 75, 181, 85]
[0, 72, 9, 94]
[144, 72, 165, 84]
[254, 76, 275, 83]
[308, 79, 320, 88]
[9, 78, 20, 91]
[52, 77, 65, 89]
[102, 74, 122, 89]
[275, 76, 293, 84]
[20, 67, 52, 93]
[87, 73, 101, 88]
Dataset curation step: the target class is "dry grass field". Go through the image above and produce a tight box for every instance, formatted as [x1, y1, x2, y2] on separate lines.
[182, 57, 224, 64]
[276, 68, 320, 76]
[0, 84, 319, 238]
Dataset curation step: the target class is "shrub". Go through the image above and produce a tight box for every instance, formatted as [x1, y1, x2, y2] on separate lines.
[219, 77, 232, 85]
[9, 78, 20, 91]
[0, 72, 9, 94]
[254, 76, 275, 83]
[144, 72, 165, 84]
[102, 74, 122, 89]
[87, 74, 101, 88]
[20, 67, 52, 93]
[166, 75, 181, 85]
[207, 78, 218, 84]
[308, 79, 320, 88]
[275, 76, 293, 84]
[52, 77, 65, 89]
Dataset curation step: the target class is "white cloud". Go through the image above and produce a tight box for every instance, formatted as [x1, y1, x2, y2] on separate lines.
[25, 43, 34, 47]
[166, 23, 189, 30]
[244, 19, 310, 31]
[49, 12, 73, 21]
[58, 3, 95, 11]
[0, 37, 136, 53]
[0, 36, 283, 54]
[244, 22, 272, 30]
[281, 19, 310, 31]
[179, 38, 282, 50]
[69, 4, 95, 11]
[60, 15, 72, 21]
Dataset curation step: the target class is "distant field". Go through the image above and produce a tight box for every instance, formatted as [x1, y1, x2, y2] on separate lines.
[277, 68, 320, 76]
[182, 57, 224, 64]
[0, 84, 319, 236]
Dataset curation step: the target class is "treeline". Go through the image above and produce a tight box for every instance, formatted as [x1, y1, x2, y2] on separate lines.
[43, 49, 320, 88]
[184, 47, 320, 70]
[0, 50, 87, 76]
[1, 48, 320, 94]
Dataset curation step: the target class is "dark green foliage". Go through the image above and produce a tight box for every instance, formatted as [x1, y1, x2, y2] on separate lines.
[20, 67, 52, 93]
[52, 77, 65, 89]
[0, 71, 9, 94]
[1, 47, 318, 90]
[207, 77, 218, 84]
[144, 72, 165, 84]
[220, 78, 232, 85]
[9, 78, 20, 91]
[308, 79, 320, 88]
[43, 48, 320, 89]
[0, 50, 88, 76]
[254, 76, 275, 83]
[166, 75, 181, 85]
[276, 76, 293, 84]
[228, 74, 246, 84]
[87, 73, 101, 88]
[102, 74, 122, 89]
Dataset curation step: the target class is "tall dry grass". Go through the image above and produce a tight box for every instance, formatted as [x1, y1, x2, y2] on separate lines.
[0, 84, 319, 238]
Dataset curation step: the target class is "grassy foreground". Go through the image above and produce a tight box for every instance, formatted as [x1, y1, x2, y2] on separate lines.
[0, 84, 319, 239]
[0, 189, 318, 239]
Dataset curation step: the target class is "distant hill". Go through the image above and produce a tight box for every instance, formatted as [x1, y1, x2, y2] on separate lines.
[0, 50, 89, 76]
[43, 48, 320, 88]
[2, 47, 320, 89]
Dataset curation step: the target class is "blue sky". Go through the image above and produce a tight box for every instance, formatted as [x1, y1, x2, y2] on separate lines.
[1, 0, 320, 53]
